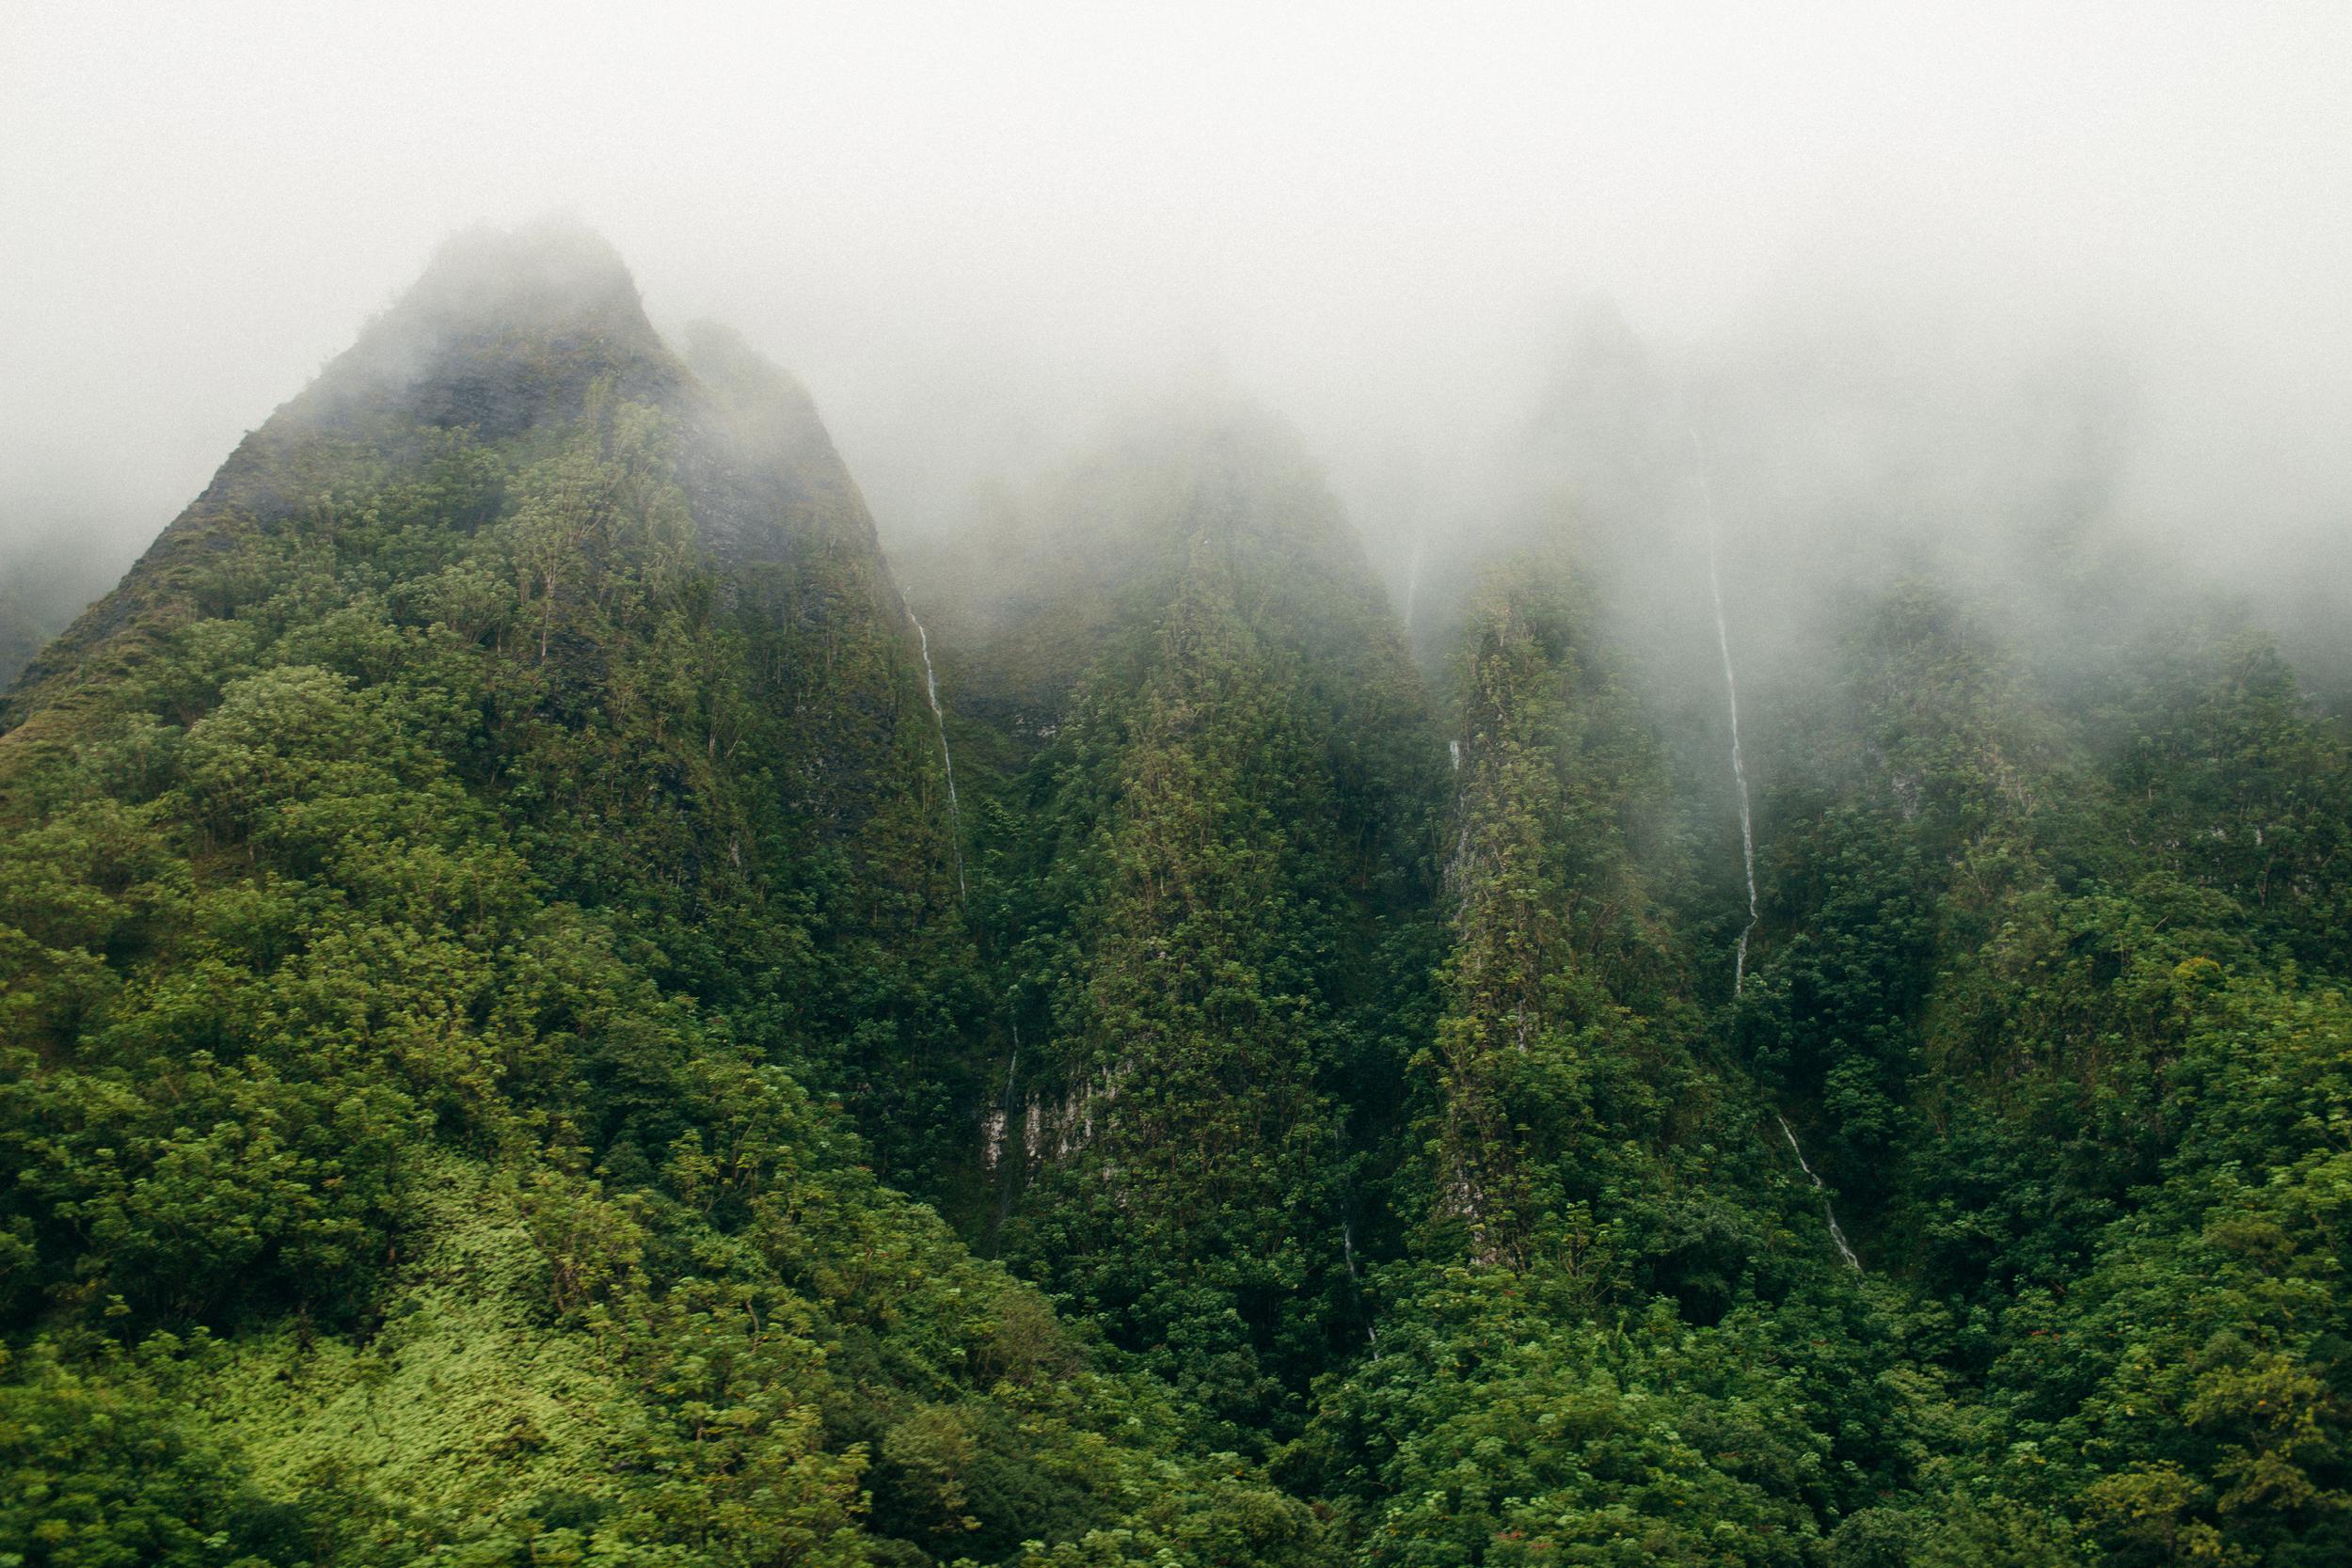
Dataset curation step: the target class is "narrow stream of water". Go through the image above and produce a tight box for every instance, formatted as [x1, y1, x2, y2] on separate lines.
[1694, 430, 1861, 1275]
[910, 613, 965, 898]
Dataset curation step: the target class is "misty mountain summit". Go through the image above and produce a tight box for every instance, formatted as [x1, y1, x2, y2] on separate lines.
[7, 223, 883, 727]
[5, 221, 2352, 1568]
[326, 220, 676, 428]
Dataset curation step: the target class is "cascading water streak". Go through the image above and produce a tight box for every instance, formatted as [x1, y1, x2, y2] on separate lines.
[1693, 429, 1861, 1275]
[1698, 465, 1760, 991]
[1778, 1113, 1863, 1272]
[910, 614, 966, 898]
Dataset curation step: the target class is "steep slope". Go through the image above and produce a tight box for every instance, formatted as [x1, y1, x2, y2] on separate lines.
[0, 225, 1332, 1568]
[11, 229, 2349, 1568]
[902, 404, 1447, 1446]
[2, 226, 973, 1163]
[1298, 494, 2352, 1565]
[1724, 582, 2352, 1562]
[1295, 560, 1932, 1566]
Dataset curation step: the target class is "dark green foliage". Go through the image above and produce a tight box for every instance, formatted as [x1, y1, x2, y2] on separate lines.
[0, 1340, 294, 1568]
[2094, 630, 2352, 972]
[1718, 573, 2352, 1562]
[927, 411, 1445, 1449]
[1414, 563, 1694, 1271]
[0, 228, 1330, 1567]
[7, 224, 2351, 1565]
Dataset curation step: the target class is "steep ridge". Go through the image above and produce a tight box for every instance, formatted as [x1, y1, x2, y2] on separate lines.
[1722, 575, 2352, 1562]
[8, 235, 2352, 1568]
[1694, 433, 1862, 1272]
[901, 403, 1447, 1445]
[0, 226, 1333, 1567]
[1298, 557, 1912, 1562]
[8, 227, 669, 736]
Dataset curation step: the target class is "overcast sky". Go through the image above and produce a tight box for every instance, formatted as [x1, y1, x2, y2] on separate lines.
[5, 2, 2348, 608]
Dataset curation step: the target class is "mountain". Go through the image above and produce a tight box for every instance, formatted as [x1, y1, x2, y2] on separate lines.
[900, 403, 1447, 1446]
[6, 230, 2351, 1568]
[0, 224, 1330, 1567]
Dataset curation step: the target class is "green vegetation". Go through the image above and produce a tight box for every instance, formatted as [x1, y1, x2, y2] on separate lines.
[916, 411, 1444, 1450]
[5, 225, 2347, 1564]
[0, 229, 1325, 1567]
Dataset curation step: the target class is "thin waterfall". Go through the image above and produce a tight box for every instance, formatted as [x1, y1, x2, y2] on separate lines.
[910, 614, 966, 898]
[1778, 1114, 1863, 1272]
[1696, 452, 1760, 990]
[1692, 429, 1861, 1275]
[985, 1018, 1021, 1174]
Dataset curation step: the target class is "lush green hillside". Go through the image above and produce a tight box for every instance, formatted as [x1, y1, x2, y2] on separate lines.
[0, 226, 1329, 1568]
[1728, 584, 2352, 1564]
[6, 227, 2348, 1566]
[900, 407, 1447, 1450]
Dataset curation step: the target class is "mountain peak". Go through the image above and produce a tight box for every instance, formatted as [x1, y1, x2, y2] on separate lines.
[396, 216, 648, 340]
[296, 216, 674, 441]
[2, 227, 882, 727]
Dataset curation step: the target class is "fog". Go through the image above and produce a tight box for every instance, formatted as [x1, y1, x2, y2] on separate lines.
[5, 3, 2348, 683]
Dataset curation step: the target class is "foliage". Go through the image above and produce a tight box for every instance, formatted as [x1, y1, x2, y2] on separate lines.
[7, 227, 2351, 1565]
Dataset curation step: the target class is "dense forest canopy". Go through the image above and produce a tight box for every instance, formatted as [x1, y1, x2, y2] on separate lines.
[4, 213, 2348, 1568]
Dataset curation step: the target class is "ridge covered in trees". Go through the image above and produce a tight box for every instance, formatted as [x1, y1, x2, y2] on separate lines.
[4, 226, 2347, 1567]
